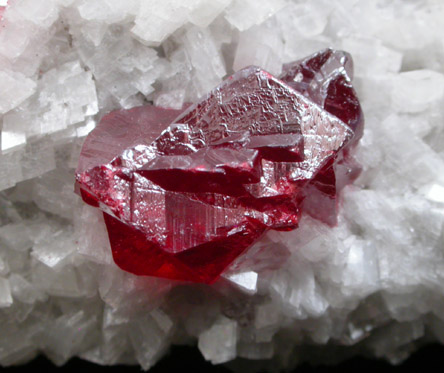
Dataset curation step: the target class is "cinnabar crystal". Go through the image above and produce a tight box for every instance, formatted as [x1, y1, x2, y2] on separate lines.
[75, 49, 363, 283]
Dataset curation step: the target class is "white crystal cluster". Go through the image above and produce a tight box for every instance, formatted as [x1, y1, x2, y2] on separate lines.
[1, 0, 444, 369]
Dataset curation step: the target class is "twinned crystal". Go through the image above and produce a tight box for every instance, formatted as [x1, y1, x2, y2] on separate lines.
[76, 49, 363, 283]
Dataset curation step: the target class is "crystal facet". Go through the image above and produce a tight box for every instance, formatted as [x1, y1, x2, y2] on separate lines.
[76, 49, 363, 283]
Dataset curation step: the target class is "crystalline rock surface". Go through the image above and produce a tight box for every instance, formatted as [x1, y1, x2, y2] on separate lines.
[2, 0, 444, 370]
[76, 49, 362, 283]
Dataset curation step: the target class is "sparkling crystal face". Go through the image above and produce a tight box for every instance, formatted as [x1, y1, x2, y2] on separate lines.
[75, 48, 364, 283]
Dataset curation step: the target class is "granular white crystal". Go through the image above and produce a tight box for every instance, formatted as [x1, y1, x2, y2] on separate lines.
[0, 277, 12, 308]
[198, 316, 238, 364]
[129, 310, 174, 370]
[391, 70, 444, 113]
[40, 310, 98, 365]
[222, 271, 258, 295]
[0, 70, 36, 114]
[1, 0, 444, 370]
[225, 0, 287, 31]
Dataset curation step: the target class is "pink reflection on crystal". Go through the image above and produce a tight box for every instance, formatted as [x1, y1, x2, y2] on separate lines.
[0, 0, 7, 20]
[76, 49, 363, 283]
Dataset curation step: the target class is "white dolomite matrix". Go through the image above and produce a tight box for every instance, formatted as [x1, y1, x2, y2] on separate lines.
[1, 0, 444, 370]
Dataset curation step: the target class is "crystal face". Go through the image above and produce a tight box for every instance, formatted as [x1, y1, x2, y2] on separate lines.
[75, 49, 363, 283]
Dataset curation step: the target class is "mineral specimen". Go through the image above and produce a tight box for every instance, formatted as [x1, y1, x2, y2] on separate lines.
[3, 0, 444, 369]
[76, 49, 363, 283]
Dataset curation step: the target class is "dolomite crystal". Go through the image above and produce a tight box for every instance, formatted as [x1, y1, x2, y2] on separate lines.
[75, 49, 362, 283]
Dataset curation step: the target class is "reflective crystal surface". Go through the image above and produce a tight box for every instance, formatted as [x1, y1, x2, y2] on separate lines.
[76, 49, 362, 283]
[279, 48, 364, 225]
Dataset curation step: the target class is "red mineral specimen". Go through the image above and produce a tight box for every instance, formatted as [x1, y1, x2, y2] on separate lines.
[75, 49, 363, 283]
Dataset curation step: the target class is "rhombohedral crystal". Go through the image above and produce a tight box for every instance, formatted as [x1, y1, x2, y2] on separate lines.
[75, 49, 364, 283]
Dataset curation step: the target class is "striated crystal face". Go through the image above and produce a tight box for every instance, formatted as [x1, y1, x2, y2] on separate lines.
[75, 49, 363, 283]
[279, 48, 364, 225]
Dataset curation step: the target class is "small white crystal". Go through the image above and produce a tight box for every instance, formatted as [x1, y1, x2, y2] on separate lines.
[223, 271, 258, 295]
[189, 0, 231, 28]
[129, 310, 174, 370]
[8, 0, 59, 28]
[0, 277, 13, 308]
[176, 26, 226, 97]
[0, 70, 36, 114]
[233, 22, 283, 76]
[33, 61, 98, 136]
[32, 262, 95, 298]
[422, 184, 444, 204]
[198, 316, 238, 364]
[75, 206, 113, 265]
[41, 310, 98, 365]
[154, 89, 185, 110]
[0, 255, 9, 276]
[341, 37, 403, 76]
[391, 70, 444, 113]
[287, 264, 329, 319]
[1, 123, 26, 153]
[340, 238, 380, 297]
[255, 302, 281, 330]
[9, 273, 47, 304]
[225, 0, 287, 31]
[77, 0, 138, 24]
[0, 222, 32, 252]
[32, 168, 80, 220]
[0, 151, 24, 191]
[277, 1, 330, 38]
[32, 230, 76, 270]
[131, 0, 190, 45]
[20, 140, 56, 182]
[0, 21, 32, 60]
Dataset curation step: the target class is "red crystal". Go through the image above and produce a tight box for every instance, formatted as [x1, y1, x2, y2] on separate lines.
[279, 49, 364, 225]
[75, 49, 363, 283]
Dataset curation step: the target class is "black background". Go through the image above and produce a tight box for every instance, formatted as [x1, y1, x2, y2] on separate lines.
[1, 343, 443, 373]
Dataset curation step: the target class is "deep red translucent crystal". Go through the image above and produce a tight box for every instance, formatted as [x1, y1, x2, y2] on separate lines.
[75, 48, 364, 283]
